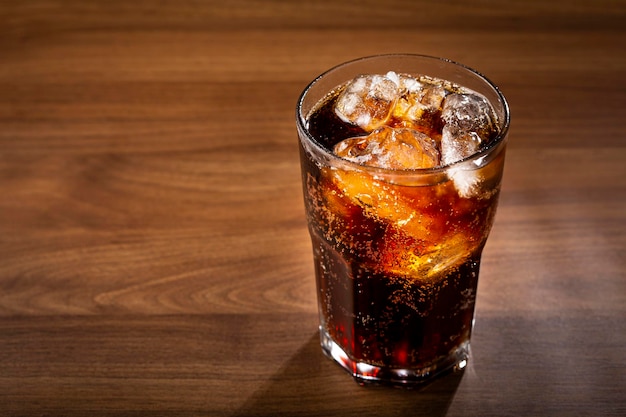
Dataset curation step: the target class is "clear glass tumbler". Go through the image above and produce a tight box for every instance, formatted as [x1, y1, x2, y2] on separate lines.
[296, 54, 509, 386]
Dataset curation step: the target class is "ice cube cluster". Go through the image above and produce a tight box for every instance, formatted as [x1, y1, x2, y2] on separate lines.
[333, 71, 498, 197]
[334, 126, 440, 170]
[334, 72, 400, 132]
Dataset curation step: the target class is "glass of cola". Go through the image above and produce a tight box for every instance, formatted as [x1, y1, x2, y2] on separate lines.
[296, 54, 510, 386]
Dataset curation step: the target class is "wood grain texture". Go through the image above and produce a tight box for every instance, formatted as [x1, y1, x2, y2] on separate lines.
[1, 0, 625, 415]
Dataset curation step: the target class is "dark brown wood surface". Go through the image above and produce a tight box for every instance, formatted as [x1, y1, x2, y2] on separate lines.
[1, 1, 625, 416]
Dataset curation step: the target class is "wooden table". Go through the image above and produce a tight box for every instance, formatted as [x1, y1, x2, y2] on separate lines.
[1, 1, 624, 416]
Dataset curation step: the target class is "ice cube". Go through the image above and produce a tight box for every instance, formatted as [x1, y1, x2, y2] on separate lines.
[375, 223, 476, 282]
[393, 75, 447, 123]
[441, 92, 496, 136]
[442, 138, 484, 198]
[334, 73, 400, 131]
[333, 126, 440, 170]
[446, 165, 481, 199]
[440, 92, 496, 198]
[325, 168, 434, 238]
[441, 126, 481, 197]
[440, 126, 482, 165]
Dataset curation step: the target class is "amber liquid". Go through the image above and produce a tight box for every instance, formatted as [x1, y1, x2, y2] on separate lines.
[301, 88, 503, 371]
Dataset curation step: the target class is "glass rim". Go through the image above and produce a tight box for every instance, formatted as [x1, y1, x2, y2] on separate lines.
[296, 53, 510, 177]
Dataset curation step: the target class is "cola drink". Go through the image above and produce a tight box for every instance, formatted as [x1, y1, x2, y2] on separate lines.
[296, 55, 509, 386]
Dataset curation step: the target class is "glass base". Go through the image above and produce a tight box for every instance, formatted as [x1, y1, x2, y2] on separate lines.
[320, 328, 469, 387]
